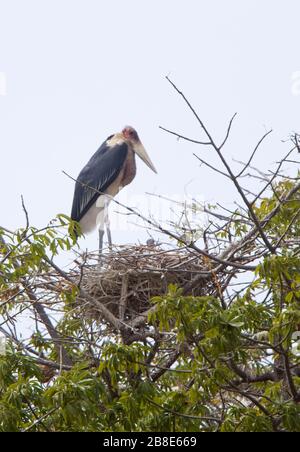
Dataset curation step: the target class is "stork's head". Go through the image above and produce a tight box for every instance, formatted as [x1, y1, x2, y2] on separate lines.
[122, 126, 157, 174]
[122, 126, 139, 142]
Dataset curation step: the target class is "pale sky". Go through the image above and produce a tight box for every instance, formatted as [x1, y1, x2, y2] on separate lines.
[0, 0, 300, 251]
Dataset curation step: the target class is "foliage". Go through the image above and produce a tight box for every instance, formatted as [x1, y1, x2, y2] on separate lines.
[0, 175, 300, 432]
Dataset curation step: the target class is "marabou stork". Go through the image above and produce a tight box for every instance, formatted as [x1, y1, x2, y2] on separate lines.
[71, 126, 157, 251]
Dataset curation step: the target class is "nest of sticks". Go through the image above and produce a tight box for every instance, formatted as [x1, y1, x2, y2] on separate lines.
[75, 244, 226, 325]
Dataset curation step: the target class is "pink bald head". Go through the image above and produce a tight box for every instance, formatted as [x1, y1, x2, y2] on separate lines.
[122, 126, 139, 142]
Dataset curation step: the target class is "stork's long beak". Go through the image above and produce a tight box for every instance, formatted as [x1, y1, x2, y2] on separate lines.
[133, 142, 157, 174]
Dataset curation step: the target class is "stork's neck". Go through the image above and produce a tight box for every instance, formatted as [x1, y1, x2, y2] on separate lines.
[121, 147, 137, 187]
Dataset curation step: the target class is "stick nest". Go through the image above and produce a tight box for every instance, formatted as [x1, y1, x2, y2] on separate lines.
[75, 244, 226, 325]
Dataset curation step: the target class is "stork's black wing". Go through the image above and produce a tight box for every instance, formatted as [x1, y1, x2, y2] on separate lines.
[71, 140, 128, 222]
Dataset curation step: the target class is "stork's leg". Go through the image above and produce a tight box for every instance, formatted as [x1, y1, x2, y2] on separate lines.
[97, 195, 112, 263]
[98, 227, 105, 255]
[105, 219, 112, 249]
[95, 194, 106, 262]
[104, 196, 112, 249]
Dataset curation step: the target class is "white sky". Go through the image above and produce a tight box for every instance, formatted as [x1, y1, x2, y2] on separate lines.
[0, 0, 300, 251]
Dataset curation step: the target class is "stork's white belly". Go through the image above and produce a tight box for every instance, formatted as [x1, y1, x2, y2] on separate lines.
[79, 181, 123, 234]
[79, 200, 105, 234]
